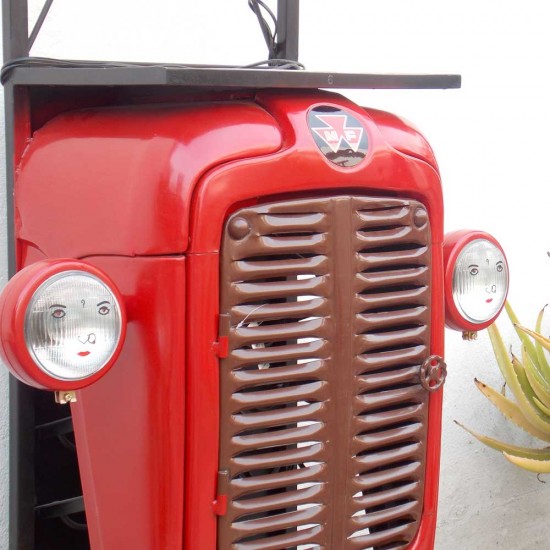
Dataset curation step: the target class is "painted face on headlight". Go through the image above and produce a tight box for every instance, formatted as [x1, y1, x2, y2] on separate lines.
[25, 272, 122, 381]
[452, 239, 508, 323]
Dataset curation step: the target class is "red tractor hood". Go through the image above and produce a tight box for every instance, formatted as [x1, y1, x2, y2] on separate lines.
[15, 90, 439, 261]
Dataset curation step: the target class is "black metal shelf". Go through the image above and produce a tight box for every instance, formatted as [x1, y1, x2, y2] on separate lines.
[5, 64, 461, 90]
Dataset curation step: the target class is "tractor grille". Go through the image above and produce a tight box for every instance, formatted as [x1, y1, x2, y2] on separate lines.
[218, 195, 432, 550]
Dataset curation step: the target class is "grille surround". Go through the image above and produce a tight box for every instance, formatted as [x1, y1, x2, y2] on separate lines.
[218, 195, 432, 550]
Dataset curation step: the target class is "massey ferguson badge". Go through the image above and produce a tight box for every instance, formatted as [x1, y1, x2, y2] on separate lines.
[308, 106, 369, 167]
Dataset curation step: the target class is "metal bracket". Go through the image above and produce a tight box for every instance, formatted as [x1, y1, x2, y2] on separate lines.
[420, 355, 447, 392]
[54, 391, 77, 405]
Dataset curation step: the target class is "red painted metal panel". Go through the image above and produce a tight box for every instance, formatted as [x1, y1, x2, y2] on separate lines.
[15, 102, 282, 259]
[184, 252, 220, 550]
[70, 256, 186, 550]
[363, 107, 439, 172]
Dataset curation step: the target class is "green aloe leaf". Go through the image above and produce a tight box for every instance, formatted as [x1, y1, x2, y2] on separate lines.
[512, 354, 550, 417]
[505, 302, 538, 364]
[522, 349, 550, 411]
[474, 378, 550, 442]
[455, 420, 550, 459]
[503, 453, 550, 474]
[517, 324, 550, 355]
[488, 324, 550, 433]
[534, 305, 550, 382]
[533, 396, 550, 417]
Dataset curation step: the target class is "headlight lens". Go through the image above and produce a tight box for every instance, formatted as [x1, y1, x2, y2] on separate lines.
[452, 238, 508, 324]
[24, 271, 122, 381]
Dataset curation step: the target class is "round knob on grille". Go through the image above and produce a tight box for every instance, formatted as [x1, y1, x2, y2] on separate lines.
[228, 217, 251, 240]
[413, 207, 428, 228]
[420, 355, 447, 392]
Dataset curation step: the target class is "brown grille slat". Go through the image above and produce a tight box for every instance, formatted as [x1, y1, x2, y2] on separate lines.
[349, 522, 414, 549]
[232, 423, 326, 451]
[356, 403, 425, 428]
[233, 298, 329, 324]
[356, 225, 414, 247]
[357, 247, 429, 271]
[356, 205, 410, 226]
[235, 524, 325, 550]
[231, 483, 325, 516]
[261, 211, 330, 231]
[232, 381, 328, 408]
[356, 345, 426, 372]
[352, 500, 419, 530]
[357, 266, 429, 288]
[356, 306, 429, 332]
[232, 276, 328, 302]
[234, 504, 326, 534]
[231, 463, 327, 497]
[354, 461, 423, 492]
[358, 325, 428, 349]
[219, 195, 431, 549]
[354, 424, 424, 452]
[354, 442, 423, 471]
[234, 318, 329, 346]
[355, 286, 428, 312]
[232, 403, 327, 431]
[356, 366, 421, 392]
[233, 255, 329, 280]
[232, 339, 328, 366]
[231, 442, 326, 474]
[232, 360, 326, 386]
[356, 385, 424, 409]
[351, 481, 421, 512]
[232, 233, 328, 260]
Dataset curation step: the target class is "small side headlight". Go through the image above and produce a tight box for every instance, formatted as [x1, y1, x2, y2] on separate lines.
[444, 231, 509, 331]
[0, 260, 126, 390]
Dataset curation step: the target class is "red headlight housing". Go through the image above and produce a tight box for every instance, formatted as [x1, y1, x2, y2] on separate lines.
[0, 259, 126, 391]
[444, 230, 509, 332]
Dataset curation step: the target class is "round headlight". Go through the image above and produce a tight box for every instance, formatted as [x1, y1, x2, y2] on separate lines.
[444, 231, 509, 331]
[0, 260, 126, 390]
[25, 271, 122, 381]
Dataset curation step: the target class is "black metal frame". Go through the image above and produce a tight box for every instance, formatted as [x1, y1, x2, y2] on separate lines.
[3, 1, 34, 547]
[1, 1, 460, 549]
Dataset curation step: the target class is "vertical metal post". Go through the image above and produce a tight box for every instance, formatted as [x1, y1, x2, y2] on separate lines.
[3, 0, 30, 62]
[275, 0, 299, 61]
[2, 2, 34, 549]
[2, 0, 30, 276]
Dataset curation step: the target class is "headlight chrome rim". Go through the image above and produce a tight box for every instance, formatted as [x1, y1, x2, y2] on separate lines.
[0, 259, 126, 391]
[444, 230, 509, 332]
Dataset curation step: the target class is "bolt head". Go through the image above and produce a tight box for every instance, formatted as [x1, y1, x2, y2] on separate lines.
[228, 217, 251, 240]
[413, 207, 428, 228]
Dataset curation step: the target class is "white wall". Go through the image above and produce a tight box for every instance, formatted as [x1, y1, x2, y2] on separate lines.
[2, 1, 550, 548]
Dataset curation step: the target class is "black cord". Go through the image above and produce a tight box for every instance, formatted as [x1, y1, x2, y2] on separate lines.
[0, 55, 304, 84]
[1, 1, 306, 82]
[248, 0, 277, 59]
[60, 514, 88, 531]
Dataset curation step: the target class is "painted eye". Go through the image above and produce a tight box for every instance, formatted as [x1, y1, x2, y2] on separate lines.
[496, 263, 504, 272]
[51, 308, 66, 319]
[98, 305, 110, 316]
[469, 267, 479, 276]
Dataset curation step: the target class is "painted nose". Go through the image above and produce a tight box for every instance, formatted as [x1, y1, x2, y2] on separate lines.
[486, 285, 496, 294]
[78, 333, 96, 344]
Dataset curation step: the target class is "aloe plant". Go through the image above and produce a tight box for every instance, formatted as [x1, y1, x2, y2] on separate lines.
[457, 302, 550, 473]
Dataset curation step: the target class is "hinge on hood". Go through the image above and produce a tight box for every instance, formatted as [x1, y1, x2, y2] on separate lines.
[212, 470, 230, 516]
[213, 314, 230, 358]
